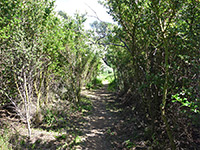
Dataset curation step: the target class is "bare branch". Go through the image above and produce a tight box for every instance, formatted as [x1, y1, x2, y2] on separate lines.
[84, 3, 103, 22]
[116, 36, 131, 53]
[85, 3, 131, 53]
[0, 89, 26, 121]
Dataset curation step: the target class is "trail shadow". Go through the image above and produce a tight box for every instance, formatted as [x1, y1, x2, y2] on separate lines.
[77, 85, 124, 150]
[8, 85, 125, 150]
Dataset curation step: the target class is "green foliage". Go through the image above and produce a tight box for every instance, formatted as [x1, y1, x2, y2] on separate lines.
[0, 0, 102, 140]
[107, 79, 117, 91]
[86, 78, 103, 89]
[55, 134, 67, 140]
[98, 0, 200, 149]
[68, 135, 82, 149]
[124, 139, 135, 149]
[172, 89, 199, 113]
[97, 71, 114, 84]
[43, 109, 57, 126]
[0, 128, 12, 150]
[1, 0, 198, 149]
[74, 136, 81, 144]
[78, 97, 93, 113]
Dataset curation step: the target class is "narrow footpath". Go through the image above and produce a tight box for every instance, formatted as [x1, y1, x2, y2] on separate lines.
[77, 85, 122, 150]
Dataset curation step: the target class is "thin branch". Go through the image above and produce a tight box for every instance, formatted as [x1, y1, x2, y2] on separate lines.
[0, 88, 26, 120]
[116, 36, 131, 53]
[85, 3, 103, 22]
[85, 3, 131, 53]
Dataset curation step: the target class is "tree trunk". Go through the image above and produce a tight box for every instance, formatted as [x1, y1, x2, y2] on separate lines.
[161, 33, 176, 150]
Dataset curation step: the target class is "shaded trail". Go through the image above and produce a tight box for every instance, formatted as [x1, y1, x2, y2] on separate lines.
[77, 85, 120, 150]
[0, 85, 124, 150]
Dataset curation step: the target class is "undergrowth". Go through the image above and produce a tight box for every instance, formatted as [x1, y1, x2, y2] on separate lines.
[108, 79, 117, 91]
[0, 126, 12, 150]
[86, 78, 103, 89]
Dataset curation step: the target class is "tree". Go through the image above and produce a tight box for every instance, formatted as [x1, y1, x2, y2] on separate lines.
[99, 0, 200, 148]
[0, 0, 55, 138]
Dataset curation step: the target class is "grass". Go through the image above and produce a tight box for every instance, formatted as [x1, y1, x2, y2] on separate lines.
[78, 97, 93, 114]
[0, 124, 24, 150]
[95, 72, 117, 92]
[86, 78, 103, 89]
[86, 71, 115, 90]
[0, 84, 95, 150]
[97, 72, 114, 84]
[0, 130, 12, 150]
[124, 139, 136, 149]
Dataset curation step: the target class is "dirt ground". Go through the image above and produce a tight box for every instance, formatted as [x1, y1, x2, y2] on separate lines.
[77, 85, 122, 150]
[1, 85, 127, 150]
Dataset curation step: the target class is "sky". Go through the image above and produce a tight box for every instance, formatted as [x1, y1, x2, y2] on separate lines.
[54, 0, 114, 29]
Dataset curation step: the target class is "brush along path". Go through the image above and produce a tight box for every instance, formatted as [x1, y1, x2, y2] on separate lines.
[0, 85, 124, 150]
[77, 85, 122, 150]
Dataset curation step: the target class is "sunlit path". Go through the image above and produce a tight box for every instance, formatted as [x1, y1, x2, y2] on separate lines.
[77, 85, 118, 150]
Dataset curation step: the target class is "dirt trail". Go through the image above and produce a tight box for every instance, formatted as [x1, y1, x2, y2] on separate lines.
[78, 85, 120, 150]
[0, 85, 123, 150]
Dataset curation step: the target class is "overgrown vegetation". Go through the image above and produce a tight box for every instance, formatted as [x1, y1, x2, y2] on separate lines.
[86, 78, 103, 89]
[96, 0, 200, 149]
[0, 127, 11, 150]
[0, 0, 100, 148]
[0, 0, 199, 149]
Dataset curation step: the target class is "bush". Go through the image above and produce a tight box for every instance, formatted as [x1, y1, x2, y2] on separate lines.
[108, 79, 117, 91]
[86, 78, 103, 89]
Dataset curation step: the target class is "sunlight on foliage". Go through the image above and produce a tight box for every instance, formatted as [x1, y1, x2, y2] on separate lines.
[0, 134, 11, 150]
[172, 88, 199, 113]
